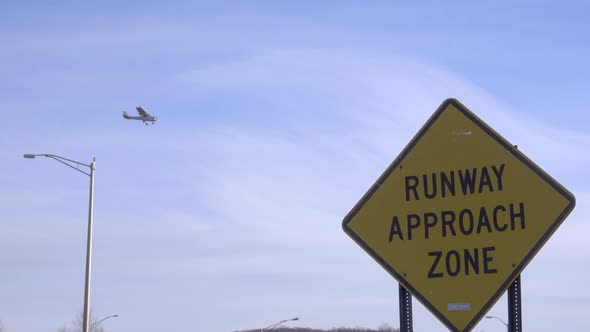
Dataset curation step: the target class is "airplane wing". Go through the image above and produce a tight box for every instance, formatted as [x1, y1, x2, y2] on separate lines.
[136, 107, 151, 117]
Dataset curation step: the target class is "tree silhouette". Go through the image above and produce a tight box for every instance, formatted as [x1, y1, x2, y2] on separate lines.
[235, 325, 400, 332]
[56, 310, 106, 332]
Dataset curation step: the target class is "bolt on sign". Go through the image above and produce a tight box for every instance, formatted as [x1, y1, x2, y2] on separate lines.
[342, 98, 575, 332]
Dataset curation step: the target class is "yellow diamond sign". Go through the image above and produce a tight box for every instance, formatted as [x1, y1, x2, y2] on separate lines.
[342, 98, 575, 332]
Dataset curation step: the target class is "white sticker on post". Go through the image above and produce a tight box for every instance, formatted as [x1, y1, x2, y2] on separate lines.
[448, 303, 471, 311]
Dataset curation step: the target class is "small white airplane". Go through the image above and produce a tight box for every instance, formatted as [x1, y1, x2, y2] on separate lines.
[123, 107, 157, 125]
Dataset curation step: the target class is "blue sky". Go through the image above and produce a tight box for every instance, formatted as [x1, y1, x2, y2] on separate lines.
[1, 2, 589, 332]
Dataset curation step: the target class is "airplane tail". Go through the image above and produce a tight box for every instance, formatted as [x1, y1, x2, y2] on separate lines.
[122, 111, 129, 118]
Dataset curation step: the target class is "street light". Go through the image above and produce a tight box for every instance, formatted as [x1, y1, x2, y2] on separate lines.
[261, 317, 299, 331]
[24, 153, 96, 332]
[485, 315, 508, 330]
[91, 314, 118, 330]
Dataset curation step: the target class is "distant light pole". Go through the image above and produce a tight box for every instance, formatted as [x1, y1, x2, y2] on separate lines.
[91, 314, 118, 330]
[24, 153, 96, 332]
[261, 317, 299, 331]
[485, 315, 508, 330]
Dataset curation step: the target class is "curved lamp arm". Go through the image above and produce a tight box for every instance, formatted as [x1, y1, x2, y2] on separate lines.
[91, 314, 118, 329]
[23, 154, 92, 176]
[485, 315, 508, 327]
[261, 317, 299, 331]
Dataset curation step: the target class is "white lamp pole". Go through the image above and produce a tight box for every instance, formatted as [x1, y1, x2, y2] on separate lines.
[24, 154, 96, 332]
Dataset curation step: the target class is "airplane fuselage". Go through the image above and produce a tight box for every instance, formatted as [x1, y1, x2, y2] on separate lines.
[123, 112, 156, 124]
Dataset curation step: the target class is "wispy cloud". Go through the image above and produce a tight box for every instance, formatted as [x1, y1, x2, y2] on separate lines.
[3, 44, 589, 332]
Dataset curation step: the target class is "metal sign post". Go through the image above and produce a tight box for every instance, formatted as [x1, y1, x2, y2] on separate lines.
[399, 284, 413, 332]
[508, 275, 522, 332]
